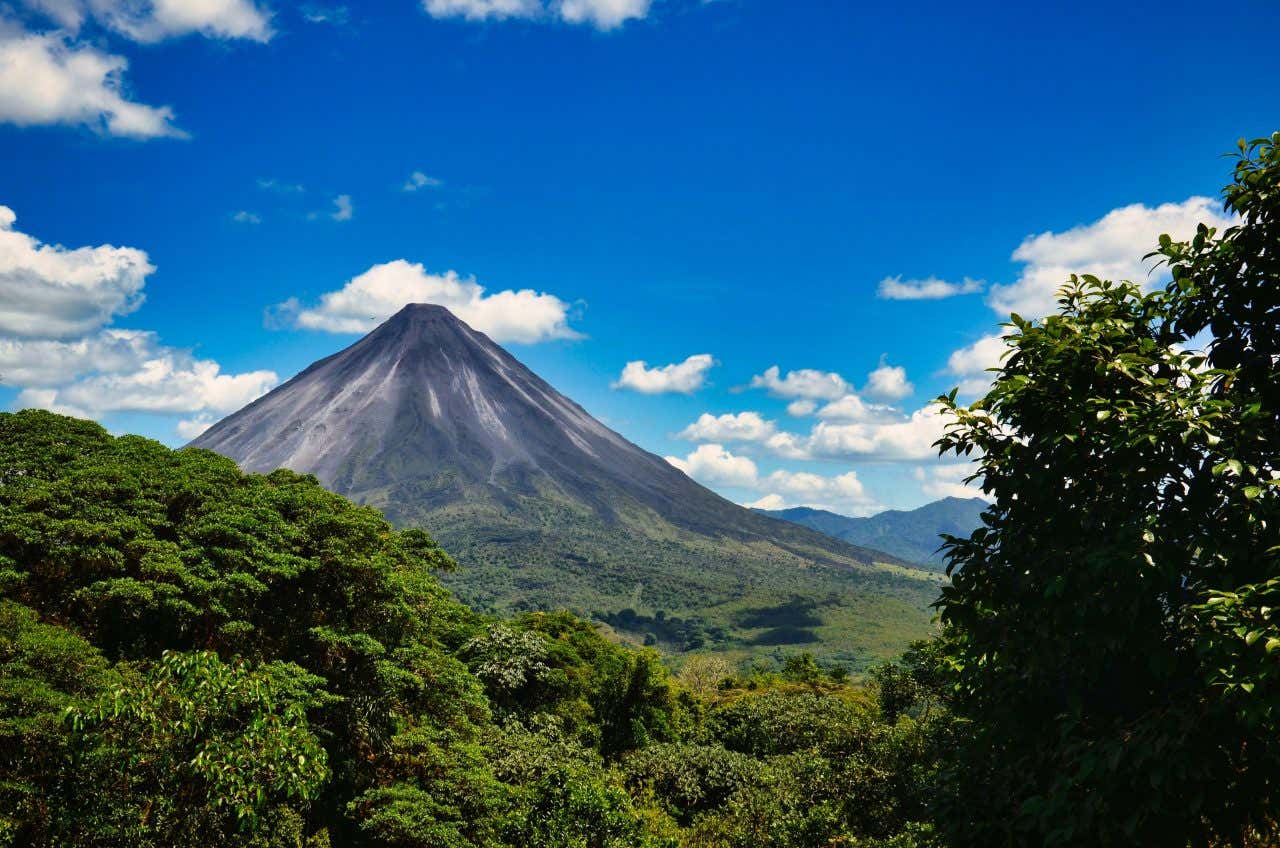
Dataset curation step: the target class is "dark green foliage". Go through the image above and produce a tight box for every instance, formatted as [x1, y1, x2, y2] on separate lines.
[506, 611, 685, 759]
[870, 640, 946, 725]
[0, 410, 946, 847]
[0, 599, 116, 846]
[735, 597, 824, 630]
[595, 608, 715, 651]
[489, 720, 673, 848]
[660, 675, 945, 847]
[66, 651, 330, 846]
[934, 135, 1280, 846]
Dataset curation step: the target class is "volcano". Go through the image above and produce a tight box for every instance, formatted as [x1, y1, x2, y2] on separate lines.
[191, 305, 938, 661]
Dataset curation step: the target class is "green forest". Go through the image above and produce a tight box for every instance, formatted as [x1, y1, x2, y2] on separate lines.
[3, 134, 1280, 847]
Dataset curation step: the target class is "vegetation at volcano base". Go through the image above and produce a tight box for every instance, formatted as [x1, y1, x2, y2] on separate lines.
[0, 410, 947, 847]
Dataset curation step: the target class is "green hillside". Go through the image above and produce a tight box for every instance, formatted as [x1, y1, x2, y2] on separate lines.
[379, 488, 942, 669]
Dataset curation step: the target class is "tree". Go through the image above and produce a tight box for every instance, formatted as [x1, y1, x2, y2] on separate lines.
[0, 600, 115, 846]
[934, 134, 1280, 846]
[66, 651, 330, 847]
[675, 654, 735, 699]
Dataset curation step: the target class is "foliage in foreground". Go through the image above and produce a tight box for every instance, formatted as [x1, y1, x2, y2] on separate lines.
[0, 410, 944, 847]
[933, 134, 1280, 847]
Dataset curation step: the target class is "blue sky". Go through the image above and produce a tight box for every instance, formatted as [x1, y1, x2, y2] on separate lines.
[1, 0, 1277, 515]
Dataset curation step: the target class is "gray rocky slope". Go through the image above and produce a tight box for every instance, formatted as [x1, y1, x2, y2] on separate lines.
[191, 305, 935, 651]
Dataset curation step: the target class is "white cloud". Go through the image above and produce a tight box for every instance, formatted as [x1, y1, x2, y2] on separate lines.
[667, 443, 880, 515]
[665, 443, 758, 487]
[280, 258, 581, 344]
[878, 275, 984, 300]
[614, 353, 715, 395]
[22, 0, 84, 28]
[422, 0, 541, 21]
[944, 334, 1005, 396]
[805, 403, 949, 462]
[402, 171, 443, 192]
[21, 349, 277, 415]
[988, 196, 1237, 320]
[329, 194, 353, 221]
[864, 360, 913, 400]
[915, 464, 987, 501]
[13, 387, 90, 418]
[176, 414, 216, 439]
[744, 493, 786, 511]
[421, 0, 649, 28]
[0, 328, 153, 384]
[749, 365, 851, 401]
[0, 202, 278, 426]
[678, 411, 775, 442]
[763, 431, 811, 460]
[232, 210, 261, 224]
[755, 468, 879, 516]
[814, 393, 897, 424]
[27, 0, 275, 43]
[786, 399, 816, 417]
[0, 205, 153, 339]
[0, 29, 183, 138]
[556, 0, 650, 29]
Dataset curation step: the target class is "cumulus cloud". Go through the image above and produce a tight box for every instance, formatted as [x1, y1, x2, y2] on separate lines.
[665, 443, 758, 487]
[814, 393, 896, 423]
[26, 0, 274, 42]
[754, 468, 879, 516]
[13, 387, 90, 418]
[678, 411, 775, 442]
[402, 171, 443, 192]
[422, 0, 540, 21]
[877, 275, 984, 300]
[232, 210, 261, 224]
[915, 464, 987, 501]
[744, 493, 786, 511]
[863, 360, 913, 401]
[988, 197, 1237, 320]
[556, 0, 650, 29]
[1, 202, 279, 428]
[18, 345, 278, 416]
[764, 431, 811, 460]
[278, 259, 581, 344]
[614, 353, 715, 395]
[422, 0, 649, 28]
[0, 328, 153, 384]
[0, 205, 153, 339]
[749, 365, 851, 401]
[944, 334, 1005, 396]
[805, 403, 949, 462]
[666, 443, 880, 514]
[176, 415, 216, 439]
[786, 399, 816, 417]
[0, 29, 183, 138]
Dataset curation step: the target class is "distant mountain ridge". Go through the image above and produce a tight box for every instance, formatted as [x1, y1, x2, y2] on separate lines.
[190, 304, 940, 664]
[758, 497, 987, 568]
